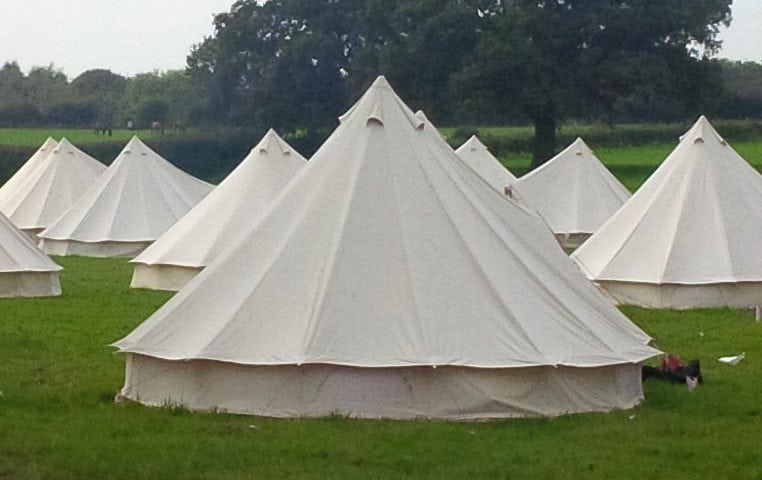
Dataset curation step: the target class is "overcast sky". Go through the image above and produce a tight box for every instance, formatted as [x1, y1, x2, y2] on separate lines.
[0, 0, 760, 78]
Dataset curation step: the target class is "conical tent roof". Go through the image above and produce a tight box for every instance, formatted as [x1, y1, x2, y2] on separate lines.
[39, 136, 213, 243]
[0, 138, 106, 231]
[516, 138, 630, 235]
[456, 135, 517, 193]
[573, 116, 762, 285]
[115, 76, 656, 370]
[133, 129, 307, 268]
[0, 212, 60, 274]
[0, 137, 58, 206]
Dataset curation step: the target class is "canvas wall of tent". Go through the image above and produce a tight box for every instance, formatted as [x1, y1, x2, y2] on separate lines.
[37, 136, 213, 258]
[130, 129, 307, 291]
[573, 116, 762, 309]
[0, 211, 61, 297]
[113, 76, 659, 421]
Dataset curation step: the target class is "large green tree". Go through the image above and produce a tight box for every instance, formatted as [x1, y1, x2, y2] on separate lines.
[69, 69, 128, 125]
[190, 0, 732, 159]
[455, 0, 732, 165]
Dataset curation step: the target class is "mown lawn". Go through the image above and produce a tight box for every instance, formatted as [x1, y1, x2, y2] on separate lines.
[1, 257, 761, 479]
[0, 128, 168, 147]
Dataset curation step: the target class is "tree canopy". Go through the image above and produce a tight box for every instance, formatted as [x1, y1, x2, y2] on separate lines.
[187, 0, 732, 164]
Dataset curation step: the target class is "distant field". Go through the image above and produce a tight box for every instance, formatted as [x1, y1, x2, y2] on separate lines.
[1, 257, 760, 479]
[0, 128, 168, 147]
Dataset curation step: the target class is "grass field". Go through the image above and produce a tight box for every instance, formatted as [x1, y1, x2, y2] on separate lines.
[1, 257, 761, 479]
[0, 128, 168, 147]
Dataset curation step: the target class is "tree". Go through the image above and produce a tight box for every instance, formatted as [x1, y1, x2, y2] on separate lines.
[120, 71, 202, 127]
[715, 59, 762, 118]
[69, 69, 128, 125]
[454, 0, 732, 165]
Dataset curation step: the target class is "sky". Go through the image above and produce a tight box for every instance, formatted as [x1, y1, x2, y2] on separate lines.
[0, 0, 760, 79]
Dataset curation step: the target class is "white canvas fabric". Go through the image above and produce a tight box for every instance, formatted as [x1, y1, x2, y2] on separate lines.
[573, 116, 762, 309]
[517, 138, 631, 248]
[114, 76, 658, 419]
[0, 138, 106, 234]
[456, 135, 518, 195]
[0, 211, 61, 297]
[37, 136, 213, 258]
[122, 355, 644, 420]
[0, 138, 58, 215]
[131, 129, 306, 291]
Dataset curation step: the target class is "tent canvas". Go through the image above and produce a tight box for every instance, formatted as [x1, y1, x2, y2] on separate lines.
[455, 135, 518, 196]
[38, 136, 213, 258]
[114, 76, 658, 420]
[0, 137, 58, 199]
[0, 211, 61, 297]
[516, 138, 631, 249]
[131, 129, 307, 291]
[0, 137, 59, 231]
[573, 116, 762, 309]
[0, 138, 106, 236]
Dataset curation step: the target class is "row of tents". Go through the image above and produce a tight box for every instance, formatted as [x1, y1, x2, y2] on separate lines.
[0, 76, 758, 419]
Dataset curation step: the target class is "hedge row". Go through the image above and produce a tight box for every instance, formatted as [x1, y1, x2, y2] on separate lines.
[3, 119, 762, 184]
[0, 126, 334, 185]
[446, 119, 762, 158]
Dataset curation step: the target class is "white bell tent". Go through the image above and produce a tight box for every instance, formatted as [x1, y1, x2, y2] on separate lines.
[0, 137, 58, 198]
[130, 129, 306, 291]
[38, 136, 212, 258]
[517, 138, 631, 249]
[0, 212, 61, 297]
[0, 138, 106, 236]
[573, 117, 762, 309]
[113, 77, 658, 420]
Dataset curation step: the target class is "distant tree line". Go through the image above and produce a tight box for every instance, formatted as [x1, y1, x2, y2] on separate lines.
[0, 63, 204, 129]
[3, 0, 762, 164]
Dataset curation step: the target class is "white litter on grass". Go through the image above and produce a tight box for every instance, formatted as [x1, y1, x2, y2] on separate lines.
[718, 352, 745, 365]
[699, 332, 705, 337]
[686, 377, 699, 391]
[628, 414, 636, 420]
[249, 425, 258, 429]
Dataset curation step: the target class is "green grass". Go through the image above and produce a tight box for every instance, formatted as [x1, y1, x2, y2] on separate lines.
[0, 128, 168, 147]
[1, 257, 761, 479]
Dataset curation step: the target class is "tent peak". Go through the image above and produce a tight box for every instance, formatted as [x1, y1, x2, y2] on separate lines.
[680, 116, 726, 146]
[370, 75, 391, 89]
[256, 129, 293, 155]
[53, 137, 75, 153]
[123, 136, 151, 155]
[36, 137, 58, 154]
[464, 135, 488, 152]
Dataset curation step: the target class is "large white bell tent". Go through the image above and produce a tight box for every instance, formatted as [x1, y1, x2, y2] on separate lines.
[455, 135, 518, 196]
[516, 138, 631, 249]
[130, 129, 307, 291]
[0, 138, 106, 236]
[0, 212, 61, 297]
[573, 117, 762, 309]
[113, 76, 658, 420]
[38, 136, 212, 258]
